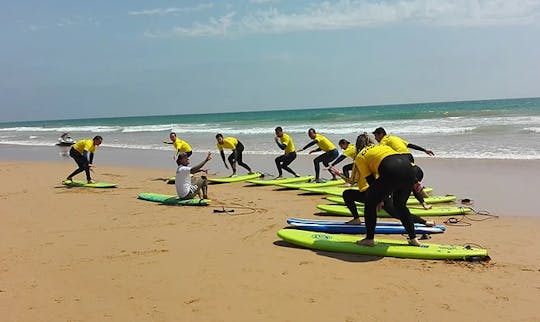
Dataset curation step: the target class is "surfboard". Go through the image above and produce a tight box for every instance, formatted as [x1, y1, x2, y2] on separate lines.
[277, 229, 489, 261]
[277, 179, 346, 189]
[62, 180, 117, 188]
[326, 194, 456, 206]
[316, 204, 472, 217]
[246, 175, 314, 186]
[208, 172, 262, 183]
[137, 192, 210, 206]
[287, 222, 445, 235]
[300, 186, 433, 196]
[287, 217, 446, 230]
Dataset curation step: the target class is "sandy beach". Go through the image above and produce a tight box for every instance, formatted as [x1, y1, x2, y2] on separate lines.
[1, 150, 540, 321]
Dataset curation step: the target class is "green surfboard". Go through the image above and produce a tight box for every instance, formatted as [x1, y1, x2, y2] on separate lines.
[301, 186, 433, 196]
[316, 204, 472, 217]
[208, 172, 262, 183]
[246, 175, 314, 186]
[137, 192, 210, 206]
[326, 194, 456, 206]
[277, 229, 489, 261]
[62, 180, 116, 188]
[278, 179, 346, 190]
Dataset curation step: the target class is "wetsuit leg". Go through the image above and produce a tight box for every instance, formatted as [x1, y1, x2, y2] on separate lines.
[383, 195, 427, 225]
[342, 189, 367, 219]
[342, 163, 353, 178]
[280, 152, 298, 176]
[67, 148, 90, 180]
[235, 142, 252, 172]
[275, 155, 286, 176]
[378, 155, 417, 239]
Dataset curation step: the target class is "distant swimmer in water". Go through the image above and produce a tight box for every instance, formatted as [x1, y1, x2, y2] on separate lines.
[164, 132, 192, 160]
[215, 134, 254, 177]
[298, 128, 339, 182]
[274, 126, 299, 178]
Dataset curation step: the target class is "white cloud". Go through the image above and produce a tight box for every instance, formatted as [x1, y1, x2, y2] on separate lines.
[146, 0, 540, 37]
[129, 3, 214, 16]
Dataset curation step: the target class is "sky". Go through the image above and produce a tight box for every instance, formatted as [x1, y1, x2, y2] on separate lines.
[1, 0, 540, 122]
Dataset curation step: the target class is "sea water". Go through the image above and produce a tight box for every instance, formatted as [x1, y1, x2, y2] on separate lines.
[1, 97, 539, 160]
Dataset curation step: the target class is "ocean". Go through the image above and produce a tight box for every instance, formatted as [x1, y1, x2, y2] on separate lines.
[1, 97, 539, 160]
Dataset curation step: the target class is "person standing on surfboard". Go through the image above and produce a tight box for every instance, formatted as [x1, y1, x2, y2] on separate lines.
[353, 133, 420, 247]
[215, 134, 254, 177]
[274, 127, 300, 178]
[327, 139, 356, 179]
[175, 152, 211, 200]
[164, 132, 192, 160]
[372, 127, 434, 209]
[64, 136, 103, 184]
[298, 128, 339, 183]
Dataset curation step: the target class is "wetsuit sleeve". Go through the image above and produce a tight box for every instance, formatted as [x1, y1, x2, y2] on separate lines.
[407, 143, 427, 153]
[89, 152, 94, 164]
[331, 155, 346, 166]
[220, 150, 226, 163]
[301, 140, 318, 150]
[275, 139, 286, 150]
[365, 174, 375, 185]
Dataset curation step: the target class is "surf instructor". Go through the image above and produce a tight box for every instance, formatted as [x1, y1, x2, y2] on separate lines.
[215, 134, 254, 177]
[64, 136, 103, 184]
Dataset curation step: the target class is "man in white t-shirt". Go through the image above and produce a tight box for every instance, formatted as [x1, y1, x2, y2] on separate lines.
[175, 152, 212, 200]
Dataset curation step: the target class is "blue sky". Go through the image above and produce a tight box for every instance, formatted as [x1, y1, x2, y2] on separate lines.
[1, 0, 540, 122]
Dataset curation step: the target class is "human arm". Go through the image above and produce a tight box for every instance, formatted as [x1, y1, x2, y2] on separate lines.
[330, 154, 346, 167]
[190, 152, 212, 174]
[407, 143, 434, 156]
[219, 150, 228, 169]
[274, 137, 286, 150]
[298, 140, 317, 152]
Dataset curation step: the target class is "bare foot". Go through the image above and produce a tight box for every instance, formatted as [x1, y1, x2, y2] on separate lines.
[422, 203, 433, 210]
[275, 176, 283, 179]
[87, 179, 96, 184]
[228, 173, 237, 178]
[346, 218, 363, 225]
[356, 239, 375, 247]
[408, 238, 421, 246]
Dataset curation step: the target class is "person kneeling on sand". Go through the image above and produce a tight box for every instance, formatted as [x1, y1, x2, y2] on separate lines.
[175, 152, 212, 200]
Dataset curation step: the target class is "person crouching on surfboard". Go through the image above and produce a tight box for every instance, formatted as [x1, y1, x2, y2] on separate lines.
[64, 136, 103, 184]
[175, 152, 211, 200]
[215, 134, 254, 177]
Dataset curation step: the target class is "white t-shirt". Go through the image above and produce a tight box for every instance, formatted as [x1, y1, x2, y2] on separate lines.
[175, 165, 196, 198]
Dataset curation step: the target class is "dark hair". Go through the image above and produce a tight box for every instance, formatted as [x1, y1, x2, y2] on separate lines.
[215, 133, 223, 139]
[275, 126, 283, 132]
[372, 127, 386, 135]
[170, 132, 176, 136]
[93, 136, 103, 141]
[308, 128, 316, 134]
[338, 139, 349, 145]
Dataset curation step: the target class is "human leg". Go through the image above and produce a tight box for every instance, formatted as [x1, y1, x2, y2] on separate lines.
[342, 163, 353, 178]
[342, 189, 366, 224]
[280, 152, 298, 176]
[67, 148, 90, 180]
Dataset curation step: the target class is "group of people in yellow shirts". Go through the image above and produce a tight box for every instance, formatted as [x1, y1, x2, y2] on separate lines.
[64, 127, 434, 247]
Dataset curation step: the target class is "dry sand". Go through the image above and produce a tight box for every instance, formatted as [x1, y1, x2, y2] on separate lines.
[1, 156, 540, 321]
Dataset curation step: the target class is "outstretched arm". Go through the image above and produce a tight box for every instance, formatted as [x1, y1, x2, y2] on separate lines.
[407, 143, 434, 156]
[190, 152, 212, 174]
[298, 140, 317, 152]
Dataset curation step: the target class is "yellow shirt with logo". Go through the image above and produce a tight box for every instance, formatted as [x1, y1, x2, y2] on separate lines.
[280, 133, 296, 154]
[173, 137, 192, 153]
[354, 144, 398, 179]
[379, 135, 409, 154]
[314, 134, 336, 152]
[217, 137, 238, 151]
[73, 139, 97, 154]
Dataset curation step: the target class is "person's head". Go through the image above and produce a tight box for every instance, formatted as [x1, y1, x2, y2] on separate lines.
[275, 126, 283, 137]
[215, 133, 224, 144]
[338, 139, 350, 150]
[307, 128, 316, 139]
[169, 132, 177, 141]
[372, 127, 387, 142]
[355, 133, 375, 151]
[176, 152, 190, 166]
[93, 136, 103, 146]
